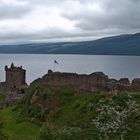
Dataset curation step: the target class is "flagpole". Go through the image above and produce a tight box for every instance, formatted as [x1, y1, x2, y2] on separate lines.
[54, 60, 59, 72]
[54, 62, 55, 72]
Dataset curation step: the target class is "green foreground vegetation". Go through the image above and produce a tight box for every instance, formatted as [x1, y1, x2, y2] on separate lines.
[0, 107, 40, 140]
[0, 86, 140, 140]
[0, 93, 5, 103]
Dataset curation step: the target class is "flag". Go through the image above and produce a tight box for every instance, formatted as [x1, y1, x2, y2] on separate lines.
[54, 60, 59, 65]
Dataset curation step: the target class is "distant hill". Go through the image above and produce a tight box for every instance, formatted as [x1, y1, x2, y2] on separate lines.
[0, 33, 140, 55]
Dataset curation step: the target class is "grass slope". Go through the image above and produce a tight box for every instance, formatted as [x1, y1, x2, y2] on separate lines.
[0, 86, 140, 140]
[0, 107, 40, 140]
[19, 86, 105, 127]
[18, 86, 140, 140]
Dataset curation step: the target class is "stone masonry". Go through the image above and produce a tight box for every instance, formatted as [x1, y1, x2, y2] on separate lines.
[31, 70, 140, 93]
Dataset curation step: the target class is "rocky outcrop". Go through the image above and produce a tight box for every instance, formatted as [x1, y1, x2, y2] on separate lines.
[30, 91, 40, 104]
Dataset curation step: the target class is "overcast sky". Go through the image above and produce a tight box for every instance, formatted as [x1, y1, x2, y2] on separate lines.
[0, 0, 140, 44]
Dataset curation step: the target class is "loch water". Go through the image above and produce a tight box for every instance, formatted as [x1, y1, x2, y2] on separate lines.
[0, 54, 140, 84]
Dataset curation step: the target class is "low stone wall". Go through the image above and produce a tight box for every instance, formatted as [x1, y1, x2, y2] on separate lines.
[0, 91, 24, 109]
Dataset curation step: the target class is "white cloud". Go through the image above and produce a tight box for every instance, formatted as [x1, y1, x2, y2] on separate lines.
[0, 0, 140, 44]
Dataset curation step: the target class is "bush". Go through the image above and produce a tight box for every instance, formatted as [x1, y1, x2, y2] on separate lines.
[38, 123, 55, 140]
[91, 93, 139, 140]
[55, 86, 75, 97]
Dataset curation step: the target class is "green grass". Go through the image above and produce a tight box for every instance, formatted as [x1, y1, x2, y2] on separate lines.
[0, 93, 5, 103]
[53, 94, 103, 126]
[22, 86, 107, 127]
[0, 107, 40, 140]
[0, 85, 140, 140]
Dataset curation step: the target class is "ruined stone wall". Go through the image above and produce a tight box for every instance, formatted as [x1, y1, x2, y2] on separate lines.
[31, 70, 109, 92]
[0, 82, 7, 92]
[31, 70, 140, 93]
[1, 65, 140, 94]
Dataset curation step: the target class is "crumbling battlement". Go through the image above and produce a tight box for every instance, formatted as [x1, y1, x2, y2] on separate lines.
[31, 70, 140, 93]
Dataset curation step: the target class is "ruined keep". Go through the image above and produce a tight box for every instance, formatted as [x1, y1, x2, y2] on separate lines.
[5, 63, 26, 89]
[0, 63, 27, 108]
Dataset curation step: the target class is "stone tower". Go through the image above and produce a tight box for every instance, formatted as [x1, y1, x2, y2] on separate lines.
[5, 63, 26, 88]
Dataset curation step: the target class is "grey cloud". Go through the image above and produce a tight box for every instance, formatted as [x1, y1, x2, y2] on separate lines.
[62, 0, 140, 32]
[0, 27, 127, 45]
[0, 0, 140, 44]
[0, 2, 31, 20]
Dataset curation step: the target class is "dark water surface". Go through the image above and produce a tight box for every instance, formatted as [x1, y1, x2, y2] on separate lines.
[0, 54, 140, 84]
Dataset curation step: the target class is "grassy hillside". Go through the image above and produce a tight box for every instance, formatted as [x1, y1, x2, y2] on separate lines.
[17, 86, 140, 140]
[0, 86, 140, 140]
[0, 107, 40, 140]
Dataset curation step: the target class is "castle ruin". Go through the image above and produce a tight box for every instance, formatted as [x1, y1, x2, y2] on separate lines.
[0, 63, 27, 108]
[0, 63, 26, 92]
[31, 70, 140, 93]
[5, 63, 26, 89]
[31, 70, 109, 92]
[0, 64, 140, 94]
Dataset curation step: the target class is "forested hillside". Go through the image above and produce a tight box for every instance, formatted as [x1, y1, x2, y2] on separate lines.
[0, 33, 140, 55]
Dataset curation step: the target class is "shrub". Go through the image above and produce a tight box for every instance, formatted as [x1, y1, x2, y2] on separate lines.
[91, 93, 139, 140]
